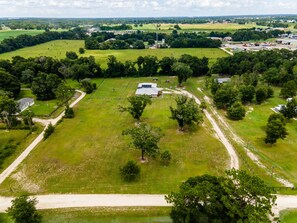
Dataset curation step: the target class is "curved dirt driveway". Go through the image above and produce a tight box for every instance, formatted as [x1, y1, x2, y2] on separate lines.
[0, 90, 86, 185]
[178, 89, 239, 170]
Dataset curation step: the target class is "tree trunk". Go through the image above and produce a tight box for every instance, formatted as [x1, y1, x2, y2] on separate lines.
[141, 149, 145, 161]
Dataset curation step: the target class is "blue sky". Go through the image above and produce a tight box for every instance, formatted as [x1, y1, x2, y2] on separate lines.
[0, 0, 297, 18]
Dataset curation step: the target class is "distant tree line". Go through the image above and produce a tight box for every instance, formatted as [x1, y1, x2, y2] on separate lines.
[85, 31, 221, 50]
[209, 28, 286, 41]
[0, 53, 209, 101]
[0, 28, 86, 54]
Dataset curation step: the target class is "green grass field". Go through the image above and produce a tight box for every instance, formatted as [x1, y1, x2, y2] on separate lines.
[0, 30, 45, 42]
[0, 127, 42, 174]
[132, 23, 266, 33]
[191, 81, 297, 188]
[17, 89, 62, 117]
[280, 209, 297, 223]
[0, 77, 228, 195]
[0, 207, 172, 223]
[0, 40, 228, 67]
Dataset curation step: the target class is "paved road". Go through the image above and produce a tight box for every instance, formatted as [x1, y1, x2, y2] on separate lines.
[0, 90, 86, 185]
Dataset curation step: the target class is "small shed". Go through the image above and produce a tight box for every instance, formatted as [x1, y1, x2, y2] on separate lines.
[18, 98, 34, 113]
[217, 78, 231, 84]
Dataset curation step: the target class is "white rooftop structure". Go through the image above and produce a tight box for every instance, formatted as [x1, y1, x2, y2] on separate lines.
[217, 78, 231, 84]
[18, 98, 34, 113]
[135, 83, 161, 97]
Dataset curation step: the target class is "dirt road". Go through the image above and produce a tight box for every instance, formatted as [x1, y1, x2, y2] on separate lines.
[0, 90, 86, 185]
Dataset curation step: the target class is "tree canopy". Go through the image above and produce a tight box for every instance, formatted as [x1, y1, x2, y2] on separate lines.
[119, 95, 152, 120]
[170, 95, 203, 130]
[6, 195, 42, 223]
[166, 169, 276, 223]
[122, 123, 163, 161]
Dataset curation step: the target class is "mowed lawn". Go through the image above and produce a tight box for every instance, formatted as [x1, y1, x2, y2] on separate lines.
[0, 40, 228, 67]
[224, 88, 297, 186]
[0, 207, 172, 223]
[280, 209, 297, 223]
[0, 78, 228, 195]
[0, 30, 44, 42]
[17, 89, 61, 117]
[0, 127, 41, 173]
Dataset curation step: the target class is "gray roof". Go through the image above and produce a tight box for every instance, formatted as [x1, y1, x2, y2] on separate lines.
[18, 98, 34, 112]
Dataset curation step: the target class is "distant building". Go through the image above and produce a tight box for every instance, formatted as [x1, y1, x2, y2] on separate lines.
[217, 78, 231, 84]
[18, 98, 34, 113]
[135, 83, 162, 97]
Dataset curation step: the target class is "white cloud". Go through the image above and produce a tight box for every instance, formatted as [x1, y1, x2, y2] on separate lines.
[0, 0, 297, 17]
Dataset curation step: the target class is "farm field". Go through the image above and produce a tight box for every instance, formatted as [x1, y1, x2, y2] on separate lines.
[132, 23, 266, 33]
[0, 40, 228, 67]
[0, 30, 44, 42]
[0, 77, 229, 195]
[0, 207, 172, 223]
[280, 209, 297, 223]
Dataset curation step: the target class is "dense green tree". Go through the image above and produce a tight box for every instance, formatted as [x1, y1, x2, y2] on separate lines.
[120, 160, 140, 182]
[256, 87, 267, 104]
[265, 114, 288, 145]
[22, 109, 35, 133]
[138, 56, 159, 76]
[44, 123, 55, 140]
[119, 95, 152, 120]
[132, 40, 145, 49]
[0, 95, 20, 129]
[21, 69, 35, 87]
[159, 57, 176, 76]
[166, 169, 276, 223]
[227, 101, 246, 120]
[54, 83, 75, 106]
[6, 195, 42, 223]
[170, 95, 203, 130]
[172, 62, 193, 86]
[281, 99, 297, 119]
[79, 47, 85, 54]
[280, 80, 297, 98]
[239, 85, 255, 104]
[64, 106, 74, 118]
[0, 70, 21, 98]
[214, 84, 238, 109]
[122, 123, 162, 161]
[31, 72, 61, 100]
[105, 55, 125, 77]
[80, 79, 96, 94]
[66, 51, 78, 60]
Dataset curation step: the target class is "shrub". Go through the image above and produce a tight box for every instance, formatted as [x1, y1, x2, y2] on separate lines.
[161, 150, 172, 166]
[0, 144, 16, 167]
[44, 123, 55, 140]
[80, 79, 96, 94]
[120, 160, 140, 182]
[66, 51, 78, 60]
[64, 106, 74, 118]
[79, 47, 85, 54]
[227, 101, 246, 120]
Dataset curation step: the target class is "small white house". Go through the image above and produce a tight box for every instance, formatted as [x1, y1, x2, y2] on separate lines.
[135, 83, 162, 97]
[18, 98, 34, 113]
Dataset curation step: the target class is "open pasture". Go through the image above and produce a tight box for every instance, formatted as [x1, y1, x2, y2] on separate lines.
[0, 77, 228, 195]
[0, 40, 228, 67]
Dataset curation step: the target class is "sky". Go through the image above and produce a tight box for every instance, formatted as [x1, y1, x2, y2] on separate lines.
[1, 0, 297, 18]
